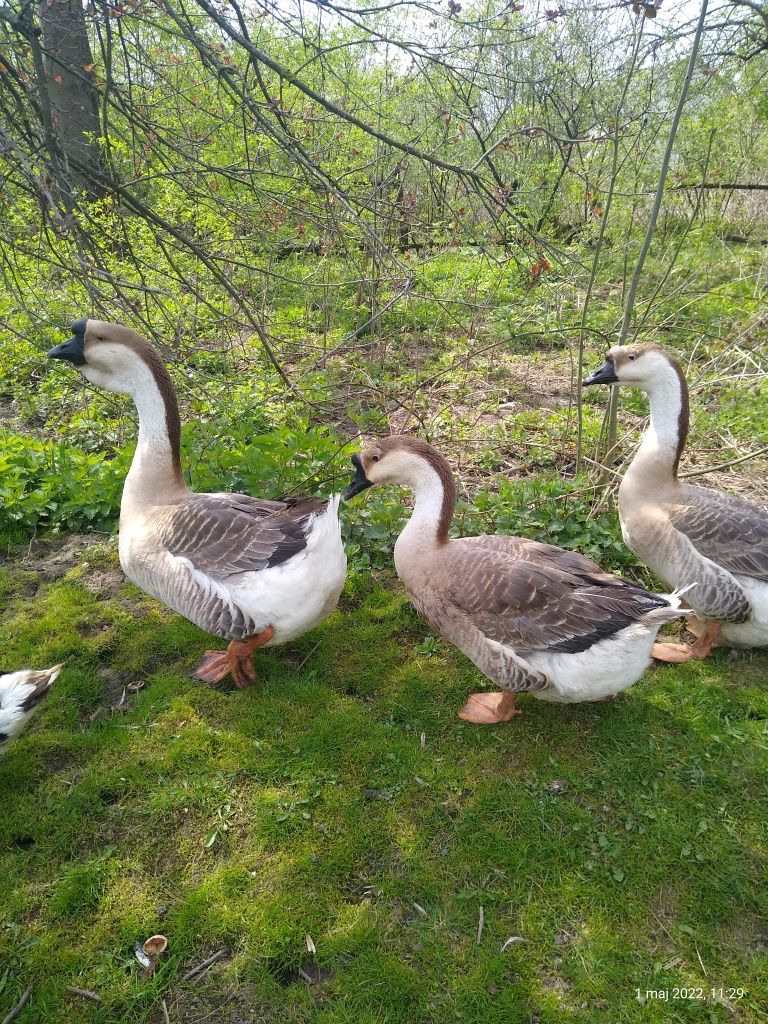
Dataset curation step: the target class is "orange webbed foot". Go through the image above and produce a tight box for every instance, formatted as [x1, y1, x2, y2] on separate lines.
[228, 625, 275, 689]
[192, 650, 232, 685]
[654, 619, 720, 663]
[228, 650, 258, 689]
[192, 625, 275, 688]
[459, 691, 522, 724]
[652, 642, 695, 663]
[689, 620, 720, 659]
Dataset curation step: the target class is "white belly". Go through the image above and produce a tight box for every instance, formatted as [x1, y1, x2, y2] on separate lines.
[226, 499, 347, 645]
[523, 621, 659, 703]
[716, 576, 768, 648]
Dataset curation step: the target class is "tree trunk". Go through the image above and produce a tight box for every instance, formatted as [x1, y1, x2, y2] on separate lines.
[38, 0, 103, 196]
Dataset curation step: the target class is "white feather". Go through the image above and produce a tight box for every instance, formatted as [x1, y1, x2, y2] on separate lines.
[0, 665, 63, 750]
[715, 576, 768, 648]
[524, 590, 686, 703]
[525, 621, 661, 702]
[225, 495, 347, 644]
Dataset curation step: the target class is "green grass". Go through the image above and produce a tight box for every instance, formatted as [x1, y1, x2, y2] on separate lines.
[0, 543, 766, 1023]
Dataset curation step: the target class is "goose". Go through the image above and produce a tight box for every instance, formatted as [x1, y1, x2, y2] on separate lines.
[48, 320, 347, 688]
[1, 665, 63, 751]
[583, 343, 768, 660]
[344, 436, 687, 723]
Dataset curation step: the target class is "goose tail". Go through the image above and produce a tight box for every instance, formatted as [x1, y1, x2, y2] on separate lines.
[0, 664, 63, 750]
[19, 663, 65, 709]
[644, 582, 698, 625]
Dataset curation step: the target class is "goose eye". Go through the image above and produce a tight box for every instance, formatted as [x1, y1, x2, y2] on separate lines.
[370, 454, 380, 462]
[96, 335, 105, 341]
[628, 355, 636, 361]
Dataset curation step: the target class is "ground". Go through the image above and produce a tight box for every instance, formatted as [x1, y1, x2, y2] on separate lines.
[0, 535, 766, 1024]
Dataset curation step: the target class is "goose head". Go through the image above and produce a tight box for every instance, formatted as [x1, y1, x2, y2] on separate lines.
[47, 319, 160, 397]
[582, 343, 682, 392]
[344, 435, 456, 498]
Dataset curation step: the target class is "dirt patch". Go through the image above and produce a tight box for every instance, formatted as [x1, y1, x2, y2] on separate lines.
[540, 971, 572, 997]
[0, 397, 17, 422]
[44, 752, 74, 775]
[267, 959, 333, 987]
[1, 533, 109, 581]
[78, 669, 147, 724]
[99, 668, 135, 707]
[164, 979, 283, 1024]
[723, 915, 768, 956]
[79, 567, 126, 598]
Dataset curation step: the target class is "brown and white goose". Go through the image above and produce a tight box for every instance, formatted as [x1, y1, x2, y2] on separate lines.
[344, 436, 686, 723]
[1, 665, 63, 752]
[584, 343, 768, 659]
[48, 320, 346, 687]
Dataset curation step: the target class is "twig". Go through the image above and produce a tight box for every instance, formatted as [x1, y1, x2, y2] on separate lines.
[476, 905, 484, 945]
[680, 445, 768, 479]
[695, 945, 708, 977]
[182, 947, 229, 983]
[187, 990, 235, 1023]
[65, 986, 102, 1003]
[578, 455, 625, 481]
[2, 987, 33, 1024]
[162, 998, 171, 1024]
[296, 641, 322, 672]
[604, 0, 710, 458]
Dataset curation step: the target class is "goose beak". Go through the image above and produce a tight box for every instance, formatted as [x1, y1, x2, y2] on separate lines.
[582, 359, 618, 386]
[48, 333, 86, 366]
[343, 454, 373, 500]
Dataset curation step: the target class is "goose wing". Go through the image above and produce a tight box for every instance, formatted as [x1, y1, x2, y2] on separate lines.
[446, 538, 667, 654]
[468, 535, 626, 582]
[155, 493, 328, 580]
[666, 486, 768, 582]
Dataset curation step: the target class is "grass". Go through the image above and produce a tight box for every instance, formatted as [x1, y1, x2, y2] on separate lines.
[1, 236, 766, 1022]
[0, 540, 766, 1024]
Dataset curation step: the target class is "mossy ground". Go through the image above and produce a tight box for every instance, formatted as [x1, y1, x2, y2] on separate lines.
[0, 539, 766, 1024]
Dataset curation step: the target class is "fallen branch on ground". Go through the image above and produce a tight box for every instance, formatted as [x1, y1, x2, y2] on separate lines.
[65, 986, 102, 1003]
[2, 987, 33, 1024]
[182, 947, 229, 983]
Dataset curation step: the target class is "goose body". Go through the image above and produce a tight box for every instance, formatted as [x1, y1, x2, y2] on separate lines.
[583, 344, 768, 658]
[345, 436, 685, 722]
[0, 665, 63, 751]
[49, 320, 346, 686]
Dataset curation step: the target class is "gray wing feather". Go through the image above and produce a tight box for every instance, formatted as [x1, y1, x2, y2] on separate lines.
[155, 493, 326, 580]
[411, 591, 549, 693]
[441, 539, 670, 654]
[667, 485, 768, 582]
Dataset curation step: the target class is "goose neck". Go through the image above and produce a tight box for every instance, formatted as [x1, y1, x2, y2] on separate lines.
[626, 370, 689, 487]
[122, 357, 186, 511]
[393, 459, 456, 571]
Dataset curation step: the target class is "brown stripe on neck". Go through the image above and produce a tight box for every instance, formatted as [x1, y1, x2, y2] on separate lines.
[666, 352, 690, 477]
[135, 342, 184, 484]
[426, 448, 457, 545]
[380, 436, 457, 543]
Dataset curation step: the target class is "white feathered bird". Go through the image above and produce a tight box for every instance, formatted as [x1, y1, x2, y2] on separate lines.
[0, 665, 63, 752]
